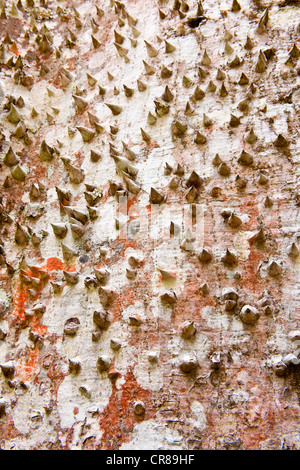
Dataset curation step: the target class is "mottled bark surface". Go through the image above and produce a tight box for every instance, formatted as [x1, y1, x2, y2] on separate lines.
[0, 0, 299, 450]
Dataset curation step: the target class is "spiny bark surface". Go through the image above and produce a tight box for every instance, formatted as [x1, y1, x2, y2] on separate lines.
[0, 0, 299, 450]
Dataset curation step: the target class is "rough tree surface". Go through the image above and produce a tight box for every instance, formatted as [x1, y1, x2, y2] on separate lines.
[0, 0, 299, 450]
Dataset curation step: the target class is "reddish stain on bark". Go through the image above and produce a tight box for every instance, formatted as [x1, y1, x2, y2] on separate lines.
[148, 141, 159, 149]
[12, 278, 28, 321]
[30, 314, 48, 336]
[173, 278, 216, 324]
[240, 196, 260, 229]
[112, 286, 141, 322]
[99, 369, 154, 449]
[42, 256, 76, 273]
[17, 345, 39, 382]
[73, 150, 85, 166]
[46, 358, 68, 406]
[240, 247, 265, 293]
[12, 257, 77, 384]
[238, 402, 278, 449]
[0, 414, 22, 442]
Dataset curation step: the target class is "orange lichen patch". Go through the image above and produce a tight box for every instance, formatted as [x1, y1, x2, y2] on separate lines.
[30, 314, 48, 336]
[127, 196, 140, 213]
[14, 271, 45, 312]
[16, 345, 39, 382]
[42, 257, 77, 273]
[13, 278, 28, 321]
[99, 369, 154, 450]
